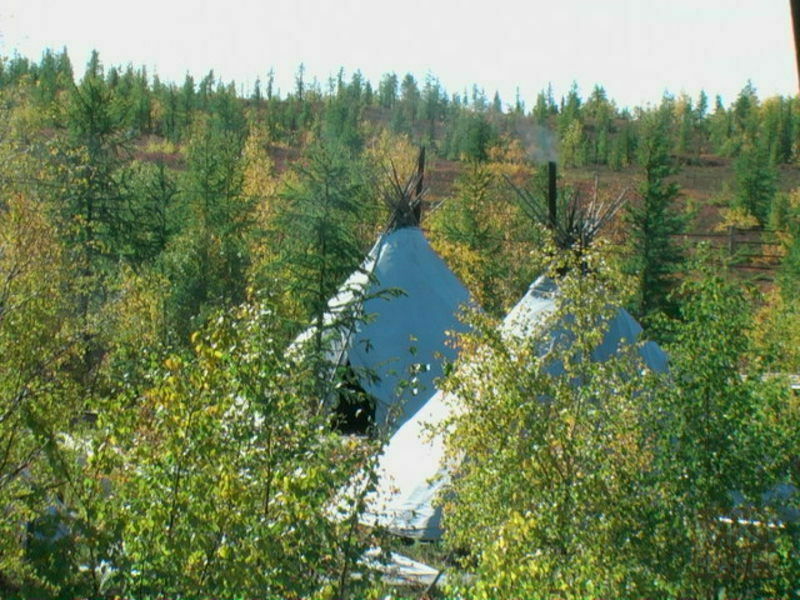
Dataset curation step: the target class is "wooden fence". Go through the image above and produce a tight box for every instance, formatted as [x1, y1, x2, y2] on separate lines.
[674, 228, 784, 279]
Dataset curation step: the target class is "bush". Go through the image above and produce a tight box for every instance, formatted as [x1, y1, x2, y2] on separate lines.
[439, 247, 800, 598]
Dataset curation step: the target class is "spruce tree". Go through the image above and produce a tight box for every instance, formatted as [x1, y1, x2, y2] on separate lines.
[558, 82, 582, 134]
[733, 140, 776, 225]
[399, 73, 420, 128]
[60, 57, 129, 273]
[533, 89, 549, 124]
[161, 119, 252, 341]
[274, 140, 370, 327]
[709, 95, 733, 154]
[625, 107, 685, 323]
[378, 72, 398, 108]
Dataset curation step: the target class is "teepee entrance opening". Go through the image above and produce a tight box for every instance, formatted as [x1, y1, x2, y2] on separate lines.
[332, 360, 376, 435]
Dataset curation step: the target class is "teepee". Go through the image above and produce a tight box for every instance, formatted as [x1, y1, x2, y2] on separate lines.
[292, 149, 471, 433]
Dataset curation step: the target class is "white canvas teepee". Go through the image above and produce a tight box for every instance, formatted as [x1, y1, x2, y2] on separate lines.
[360, 275, 668, 540]
[293, 225, 471, 432]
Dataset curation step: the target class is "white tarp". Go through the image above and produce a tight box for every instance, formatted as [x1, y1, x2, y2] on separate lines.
[360, 275, 669, 540]
[360, 547, 444, 587]
[293, 226, 471, 432]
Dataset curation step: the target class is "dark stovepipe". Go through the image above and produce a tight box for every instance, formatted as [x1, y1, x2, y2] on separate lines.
[548, 161, 557, 230]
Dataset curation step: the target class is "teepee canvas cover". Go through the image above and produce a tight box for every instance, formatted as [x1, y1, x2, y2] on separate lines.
[293, 225, 471, 432]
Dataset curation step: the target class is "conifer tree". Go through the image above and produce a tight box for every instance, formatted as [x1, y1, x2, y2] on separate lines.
[125, 161, 178, 262]
[709, 95, 733, 154]
[266, 68, 275, 100]
[445, 111, 497, 161]
[177, 73, 195, 138]
[674, 93, 694, 157]
[419, 74, 446, 144]
[397, 73, 420, 129]
[274, 140, 371, 327]
[532, 89, 550, 124]
[34, 48, 60, 105]
[696, 89, 708, 119]
[561, 119, 586, 167]
[733, 140, 777, 225]
[378, 72, 398, 108]
[161, 119, 252, 341]
[625, 106, 685, 323]
[558, 82, 582, 134]
[732, 80, 758, 141]
[491, 91, 503, 113]
[60, 55, 129, 276]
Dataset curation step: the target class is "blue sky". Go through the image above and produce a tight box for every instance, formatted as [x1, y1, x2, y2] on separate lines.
[1, 0, 796, 109]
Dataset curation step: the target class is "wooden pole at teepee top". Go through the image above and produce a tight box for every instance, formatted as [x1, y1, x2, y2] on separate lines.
[414, 146, 425, 224]
[548, 161, 557, 230]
